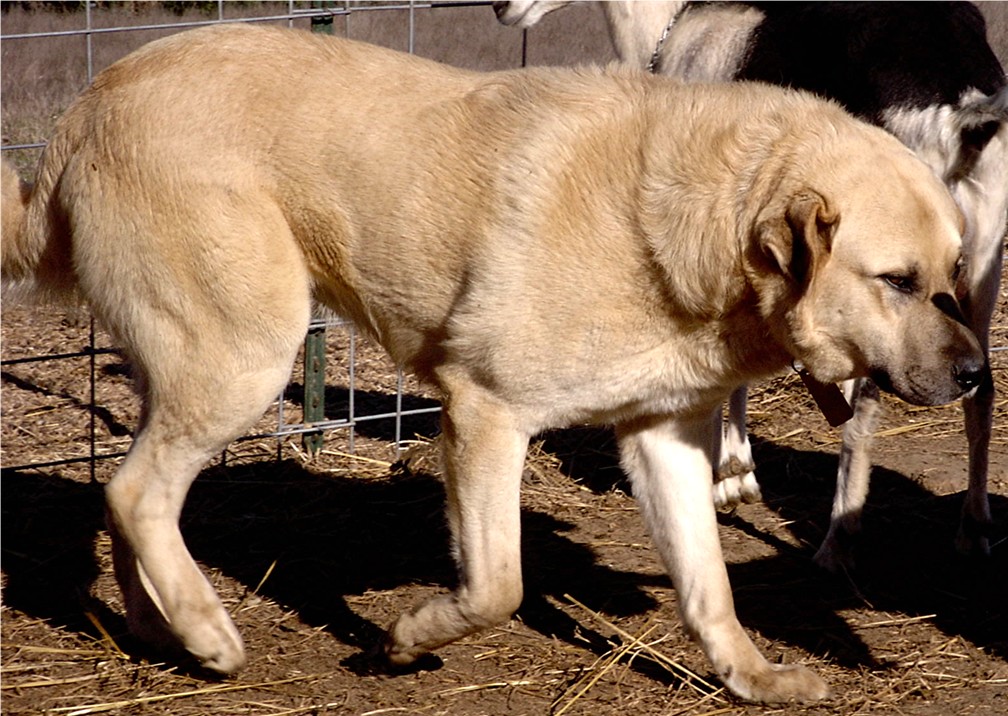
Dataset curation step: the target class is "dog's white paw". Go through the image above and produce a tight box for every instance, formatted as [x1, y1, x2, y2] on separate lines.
[713, 466, 762, 508]
[119, 555, 247, 674]
[725, 662, 830, 703]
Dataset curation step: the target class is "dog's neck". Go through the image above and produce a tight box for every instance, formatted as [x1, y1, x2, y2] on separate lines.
[793, 363, 854, 427]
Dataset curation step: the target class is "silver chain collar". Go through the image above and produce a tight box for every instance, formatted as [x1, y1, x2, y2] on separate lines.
[646, 3, 691, 74]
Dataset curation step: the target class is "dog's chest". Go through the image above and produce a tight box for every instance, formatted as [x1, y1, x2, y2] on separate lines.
[507, 333, 741, 430]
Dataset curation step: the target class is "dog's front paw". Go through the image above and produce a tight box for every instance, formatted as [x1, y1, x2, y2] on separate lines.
[383, 630, 426, 668]
[954, 513, 992, 557]
[813, 518, 861, 574]
[725, 662, 830, 703]
[380, 636, 444, 673]
[383, 610, 446, 669]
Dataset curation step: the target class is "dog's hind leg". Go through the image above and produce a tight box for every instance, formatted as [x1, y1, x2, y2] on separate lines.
[105, 316, 309, 672]
[713, 386, 761, 508]
[94, 199, 312, 673]
[385, 374, 529, 666]
[813, 378, 881, 572]
[106, 423, 250, 672]
[618, 413, 828, 703]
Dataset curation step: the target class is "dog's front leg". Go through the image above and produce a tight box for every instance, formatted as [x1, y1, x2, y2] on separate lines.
[959, 367, 994, 555]
[617, 413, 828, 703]
[386, 379, 529, 666]
[814, 378, 881, 572]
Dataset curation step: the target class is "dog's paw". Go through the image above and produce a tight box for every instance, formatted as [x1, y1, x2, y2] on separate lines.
[382, 629, 445, 670]
[813, 527, 858, 574]
[186, 625, 247, 675]
[726, 662, 830, 703]
[124, 598, 246, 675]
[121, 572, 246, 674]
[954, 513, 992, 557]
[713, 468, 762, 509]
[347, 638, 442, 675]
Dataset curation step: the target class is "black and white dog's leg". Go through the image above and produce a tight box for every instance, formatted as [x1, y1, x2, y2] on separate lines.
[956, 232, 1003, 556]
[814, 378, 881, 573]
[951, 90, 1008, 555]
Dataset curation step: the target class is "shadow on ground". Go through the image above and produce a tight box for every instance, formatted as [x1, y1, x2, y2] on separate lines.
[2, 424, 1005, 682]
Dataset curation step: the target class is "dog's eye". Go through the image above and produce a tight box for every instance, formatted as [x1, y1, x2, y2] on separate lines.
[882, 274, 915, 293]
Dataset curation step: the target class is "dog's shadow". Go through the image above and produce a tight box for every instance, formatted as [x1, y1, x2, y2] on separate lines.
[0, 454, 660, 674]
[529, 426, 1008, 667]
[1, 422, 1005, 684]
[735, 437, 1008, 666]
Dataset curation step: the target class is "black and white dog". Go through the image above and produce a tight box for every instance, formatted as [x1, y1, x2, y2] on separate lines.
[496, 1, 1008, 569]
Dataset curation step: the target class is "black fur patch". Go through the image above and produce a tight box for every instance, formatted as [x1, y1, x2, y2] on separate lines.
[726, 2, 1005, 123]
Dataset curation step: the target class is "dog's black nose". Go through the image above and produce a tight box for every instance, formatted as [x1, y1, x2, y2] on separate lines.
[953, 358, 985, 392]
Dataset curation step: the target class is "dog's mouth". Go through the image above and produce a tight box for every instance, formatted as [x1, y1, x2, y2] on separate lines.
[869, 366, 982, 407]
[869, 369, 895, 396]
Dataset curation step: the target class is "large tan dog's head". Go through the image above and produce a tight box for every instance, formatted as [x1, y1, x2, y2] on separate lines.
[744, 123, 985, 406]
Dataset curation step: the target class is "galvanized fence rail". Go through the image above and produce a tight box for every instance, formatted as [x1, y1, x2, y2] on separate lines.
[0, 0, 505, 475]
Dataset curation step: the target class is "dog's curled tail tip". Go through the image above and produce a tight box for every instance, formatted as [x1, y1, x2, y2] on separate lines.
[2, 158, 34, 282]
[1, 156, 76, 304]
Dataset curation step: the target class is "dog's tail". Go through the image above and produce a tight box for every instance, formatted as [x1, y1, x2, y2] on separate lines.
[2, 157, 77, 302]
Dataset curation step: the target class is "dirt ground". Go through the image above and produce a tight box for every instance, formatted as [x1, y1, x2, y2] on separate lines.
[2, 300, 1007, 716]
[3, 3, 1008, 716]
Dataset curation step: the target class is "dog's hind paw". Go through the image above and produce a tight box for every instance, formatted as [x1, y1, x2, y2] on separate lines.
[713, 468, 762, 509]
[119, 567, 246, 674]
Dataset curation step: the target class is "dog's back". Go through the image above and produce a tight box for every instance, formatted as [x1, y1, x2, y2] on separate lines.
[2, 22, 871, 372]
[738, 2, 1003, 122]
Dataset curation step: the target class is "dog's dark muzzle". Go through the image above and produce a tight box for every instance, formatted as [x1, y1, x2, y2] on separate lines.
[871, 318, 986, 406]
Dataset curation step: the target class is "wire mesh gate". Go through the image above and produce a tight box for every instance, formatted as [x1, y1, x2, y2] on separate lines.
[0, 1, 512, 475]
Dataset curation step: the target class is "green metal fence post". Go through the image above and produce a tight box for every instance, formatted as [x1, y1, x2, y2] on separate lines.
[303, 321, 327, 456]
[303, 2, 335, 456]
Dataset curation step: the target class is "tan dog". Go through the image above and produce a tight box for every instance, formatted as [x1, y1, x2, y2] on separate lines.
[1, 24, 984, 703]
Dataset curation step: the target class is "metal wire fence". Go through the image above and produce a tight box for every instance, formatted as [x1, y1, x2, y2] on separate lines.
[1, 2, 1005, 477]
[0, 0, 520, 474]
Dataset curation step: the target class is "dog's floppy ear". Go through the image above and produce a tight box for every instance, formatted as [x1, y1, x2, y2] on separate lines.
[755, 189, 838, 285]
[947, 86, 1007, 182]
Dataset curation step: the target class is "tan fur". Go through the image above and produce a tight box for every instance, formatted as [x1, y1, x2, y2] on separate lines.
[0, 24, 983, 703]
